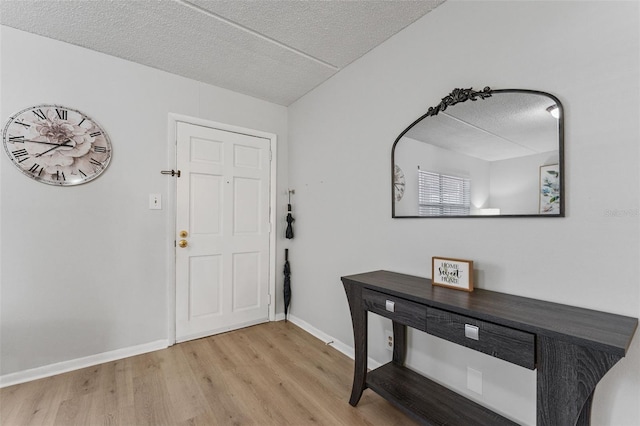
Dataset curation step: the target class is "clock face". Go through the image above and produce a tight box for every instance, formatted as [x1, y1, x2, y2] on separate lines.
[2, 104, 112, 186]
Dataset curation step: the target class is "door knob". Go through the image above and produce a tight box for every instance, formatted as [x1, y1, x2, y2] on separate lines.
[179, 230, 188, 238]
[178, 239, 188, 248]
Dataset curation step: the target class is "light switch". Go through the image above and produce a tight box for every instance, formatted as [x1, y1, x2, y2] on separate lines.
[149, 193, 162, 210]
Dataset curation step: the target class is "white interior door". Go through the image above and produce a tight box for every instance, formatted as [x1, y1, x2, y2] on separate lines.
[175, 122, 271, 343]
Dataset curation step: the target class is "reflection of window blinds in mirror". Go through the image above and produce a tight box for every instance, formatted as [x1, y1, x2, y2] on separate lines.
[418, 170, 471, 216]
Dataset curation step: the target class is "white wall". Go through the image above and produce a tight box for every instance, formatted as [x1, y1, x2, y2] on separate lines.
[394, 136, 490, 215]
[0, 26, 288, 377]
[489, 151, 559, 215]
[288, 2, 639, 425]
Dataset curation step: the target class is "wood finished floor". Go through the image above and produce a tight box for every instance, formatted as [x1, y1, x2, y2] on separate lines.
[1, 321, 417, 426]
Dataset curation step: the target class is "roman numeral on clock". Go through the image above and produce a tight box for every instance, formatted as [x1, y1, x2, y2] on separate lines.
[93, 146, 107, 153]
[14, 121, 30, 129]
[33, 109, 47, 120]
[13, 148, 29, 158]
[8, 136, 25, 143]
[90, 131, 102, 138]
[79, 169, 87, 177]
[90, 158, 102, 167]
[28, 163, 43, 176]
[56, 109, 67, 120]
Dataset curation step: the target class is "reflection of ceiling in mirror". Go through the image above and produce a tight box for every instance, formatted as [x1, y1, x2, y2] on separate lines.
[404, 92, 558, 161]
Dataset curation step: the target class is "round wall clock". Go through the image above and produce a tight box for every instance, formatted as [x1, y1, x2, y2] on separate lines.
[2, 104, 112, 186]
[394, 165, 405, 201]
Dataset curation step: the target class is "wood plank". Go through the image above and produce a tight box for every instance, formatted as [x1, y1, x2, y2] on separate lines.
[363, 288, 428, 331]
[2, 322, 415, 425]
[426, 306, 535, 369]
[178, 337, 260, 425]
[0, 322, 416, 426]
[53, 393, 94, 426]
[131, 356, 177, 426]
[2, 374, 69, 426]
[343, 270, 638, 355]
[367, 363, 518, 426]
[157, 341, 209, 423]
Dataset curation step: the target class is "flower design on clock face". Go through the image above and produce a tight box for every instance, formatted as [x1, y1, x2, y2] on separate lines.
[3, 105, 112, 185]
[394, 165, 405, 201]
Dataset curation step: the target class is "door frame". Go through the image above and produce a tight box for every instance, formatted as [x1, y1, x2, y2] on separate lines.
[166, 113, 277, 345]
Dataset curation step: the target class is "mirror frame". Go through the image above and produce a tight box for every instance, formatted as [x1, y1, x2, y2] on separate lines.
[391, 87, 565, 218]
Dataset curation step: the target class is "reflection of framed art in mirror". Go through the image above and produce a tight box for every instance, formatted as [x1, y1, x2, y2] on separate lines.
[539, 164, 560, 214]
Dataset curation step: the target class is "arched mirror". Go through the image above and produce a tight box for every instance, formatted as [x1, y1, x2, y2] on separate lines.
[392, 87, 564, 218]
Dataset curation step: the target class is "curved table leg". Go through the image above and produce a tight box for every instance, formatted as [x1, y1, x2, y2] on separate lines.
[343, 283, 368, 406]
[392, 321, 407, 365]
[576, 391, 595, 426]
[537, 336, 621, 426]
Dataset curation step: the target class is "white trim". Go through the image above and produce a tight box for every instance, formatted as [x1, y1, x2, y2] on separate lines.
[166, 115, 178, 346]
[268, 131, 278, 323]
[175, 318, 269, 343]
[1, 319, 371, 388]
[167, 113, 278, 344]
[0, 339, 168, 388]
[286, 315, 381, 370]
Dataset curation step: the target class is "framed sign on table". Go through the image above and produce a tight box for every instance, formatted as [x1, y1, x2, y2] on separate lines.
[432, 257, 474, 292]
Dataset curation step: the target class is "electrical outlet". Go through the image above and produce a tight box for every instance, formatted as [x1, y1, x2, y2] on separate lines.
[385, 329, 393, 351]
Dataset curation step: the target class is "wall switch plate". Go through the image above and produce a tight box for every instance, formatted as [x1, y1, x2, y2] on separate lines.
[467, 366, 483, 395]
[149, 194, 162, 210]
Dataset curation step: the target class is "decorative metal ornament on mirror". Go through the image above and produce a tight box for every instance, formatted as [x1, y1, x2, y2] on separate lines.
[392, 86, 564, 218]
[425, 86, 493, 117]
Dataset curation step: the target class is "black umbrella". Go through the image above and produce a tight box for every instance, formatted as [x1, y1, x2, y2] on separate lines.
[283, 249, 291, 322]
[285, 190, 294, 239]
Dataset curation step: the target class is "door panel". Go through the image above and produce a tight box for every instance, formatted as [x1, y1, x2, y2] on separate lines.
[234, 144, 262, 168]
[176, 122, 271, 342]
[189, 255, 222, 317]
[232, 252, 261, 311]
[191, 174, 222, 235]
[234, 177, 262, 234]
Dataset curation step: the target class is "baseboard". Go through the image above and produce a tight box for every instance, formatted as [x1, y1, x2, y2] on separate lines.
[2, 317, 376, 388]
[286, 315, 381, 370]
[0, 339, 169, 388]
[176, 318, 269, 343]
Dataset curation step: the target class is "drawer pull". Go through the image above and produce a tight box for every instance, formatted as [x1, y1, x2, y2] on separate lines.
[385, 300, 395, 312]
[465, 324, 479, 340]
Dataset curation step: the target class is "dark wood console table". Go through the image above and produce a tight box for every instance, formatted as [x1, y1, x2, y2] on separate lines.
[342, 270, 638, 426]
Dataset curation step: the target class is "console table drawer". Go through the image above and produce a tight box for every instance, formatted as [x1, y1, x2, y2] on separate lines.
[426, 307, 535, 369]
[363, 289, 427, 331]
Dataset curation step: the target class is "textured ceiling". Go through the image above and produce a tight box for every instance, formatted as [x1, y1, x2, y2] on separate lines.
[404, 91, 560, 162]
[0, 0, 445, 106]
